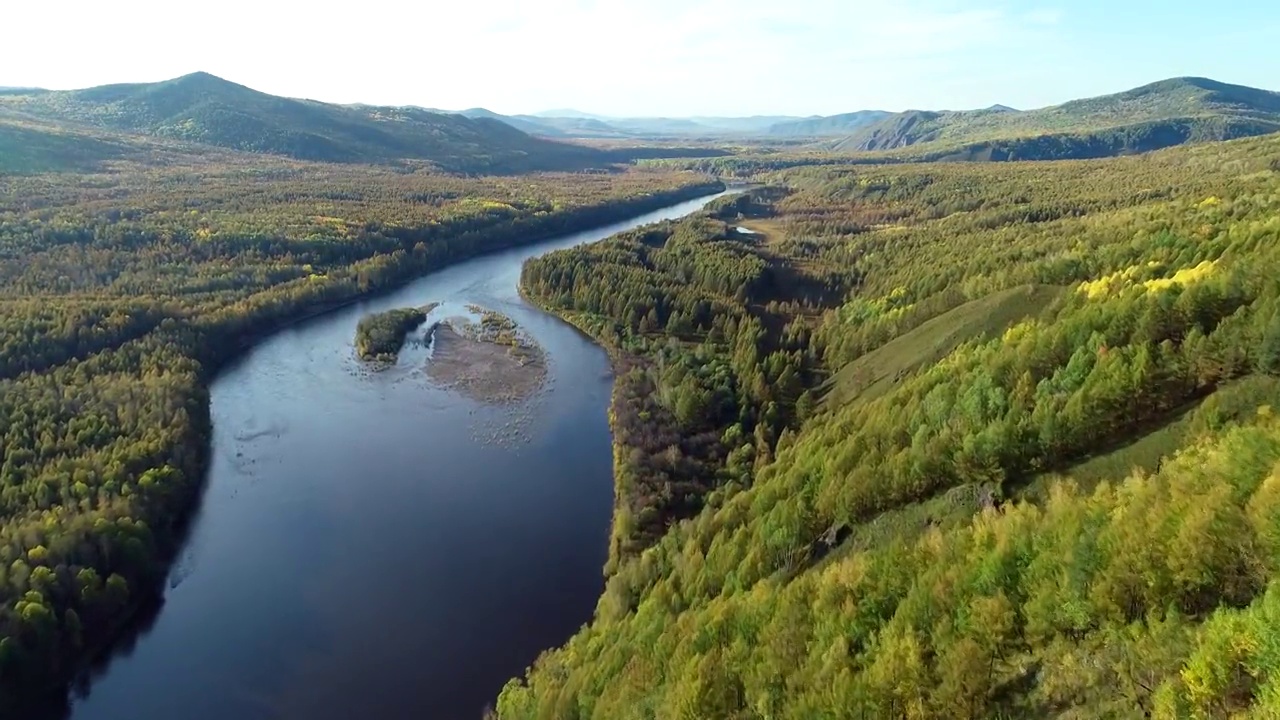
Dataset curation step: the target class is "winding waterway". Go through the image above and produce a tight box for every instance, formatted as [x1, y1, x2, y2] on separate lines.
[59, 192, 727, 720]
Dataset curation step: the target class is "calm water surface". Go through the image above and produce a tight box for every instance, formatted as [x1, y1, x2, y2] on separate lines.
[62, 193, 726, 720]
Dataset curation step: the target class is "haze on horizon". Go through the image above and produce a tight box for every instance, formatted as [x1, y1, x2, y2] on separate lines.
[6, 0, 1279, 117]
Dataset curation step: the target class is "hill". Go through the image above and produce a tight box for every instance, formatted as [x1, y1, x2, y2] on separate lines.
[767, 109, 892, 136]
[829, 76, 1280, 159]
[499, 135, 1280, 717]
[454, 107, 560, 136]
[0, 72, 609, 172]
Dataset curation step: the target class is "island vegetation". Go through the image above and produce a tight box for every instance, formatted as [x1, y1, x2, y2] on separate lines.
[465, 305, 544, 365]
[355, 305, 434, 362]
[499, 132, 1280, 718]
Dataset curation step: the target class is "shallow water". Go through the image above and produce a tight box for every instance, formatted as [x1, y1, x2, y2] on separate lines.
[60, 192, 726, 720]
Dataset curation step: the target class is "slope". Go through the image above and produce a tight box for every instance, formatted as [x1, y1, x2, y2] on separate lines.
[0, 113, 138, 173]
[819, 284, 1064, 408]
[497, 134, 1280, 717]
[832, 77, 1280, 159]
[0, 72, 607, 172]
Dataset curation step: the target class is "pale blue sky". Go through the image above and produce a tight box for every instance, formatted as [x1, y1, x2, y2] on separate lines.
[6, 0, 1278, 116]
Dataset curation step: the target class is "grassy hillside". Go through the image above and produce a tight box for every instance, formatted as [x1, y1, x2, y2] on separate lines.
[501, 133, 1280, 718]
[819, 284, 1065, 408]
[829, 77, 1280, 159]
[0, 72, 608, 173]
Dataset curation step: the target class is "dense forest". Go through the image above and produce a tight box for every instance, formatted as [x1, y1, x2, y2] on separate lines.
[500, 133, 1280, 717]
[355, 307, 430, 362]
[0, 145, 720, 710]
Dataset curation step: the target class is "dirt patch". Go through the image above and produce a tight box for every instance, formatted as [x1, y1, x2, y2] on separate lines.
[426, 316, 547, 405]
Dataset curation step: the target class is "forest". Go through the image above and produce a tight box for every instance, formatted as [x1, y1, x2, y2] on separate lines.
[0, 147, 720, 710]
[355, 307, 430, 362]
[500, 132, 1280, 718]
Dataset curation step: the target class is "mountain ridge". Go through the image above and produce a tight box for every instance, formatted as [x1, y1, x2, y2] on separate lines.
[0, 71, 607, 172]
[827, 76, 1280, 157]
[768, 109, 893, 136]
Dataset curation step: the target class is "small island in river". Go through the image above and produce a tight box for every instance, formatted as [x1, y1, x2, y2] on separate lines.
[355, 303, 439, 362]
[427, 306, 547, 404]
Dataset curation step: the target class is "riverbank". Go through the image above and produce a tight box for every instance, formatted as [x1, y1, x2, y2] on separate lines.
[517, 287, 646, 576]
[198, 179, 726, 379]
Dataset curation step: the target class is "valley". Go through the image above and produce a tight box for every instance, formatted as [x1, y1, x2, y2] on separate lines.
[3, 62, 1280, 720]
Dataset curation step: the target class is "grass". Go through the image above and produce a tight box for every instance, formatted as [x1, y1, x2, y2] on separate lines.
[813, 377, 1280, 579]
[1018, 374, 1280, 501]
[820, 284, 1066, 408]
[811, 482, 999, 574]
[736, 218, 786, 245]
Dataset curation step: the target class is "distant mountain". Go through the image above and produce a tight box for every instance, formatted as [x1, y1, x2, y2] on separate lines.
[0, 72, 607, 173]
[531, 108, 605, 120]
[513, 115, 632, 137]
[453, 107, 567, 136]
[688, 116, 808, 133]
[829, 77, 1280, 159]
[522, 112, 810, 137]
[407, 107, 631, 138]
[608, 116, 813, 136]
[601, 117, 716, 136]
[767, 110, 892, 136]
[455, 107, 510, 121]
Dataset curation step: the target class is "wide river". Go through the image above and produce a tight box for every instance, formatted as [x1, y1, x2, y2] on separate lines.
[57, 192, 726, 720]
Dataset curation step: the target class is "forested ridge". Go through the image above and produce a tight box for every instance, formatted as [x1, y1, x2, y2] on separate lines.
[0, 148, 721, 710]
[0, 72, 611, 173]
[502, 133, 1280, 718]
[823, 77, 1280, 160]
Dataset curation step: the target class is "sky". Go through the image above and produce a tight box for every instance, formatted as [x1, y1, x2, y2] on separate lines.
[5, 0, 1279, 117]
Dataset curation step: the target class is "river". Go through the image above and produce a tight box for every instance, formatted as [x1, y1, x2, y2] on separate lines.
[57, 192, 727, 720]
